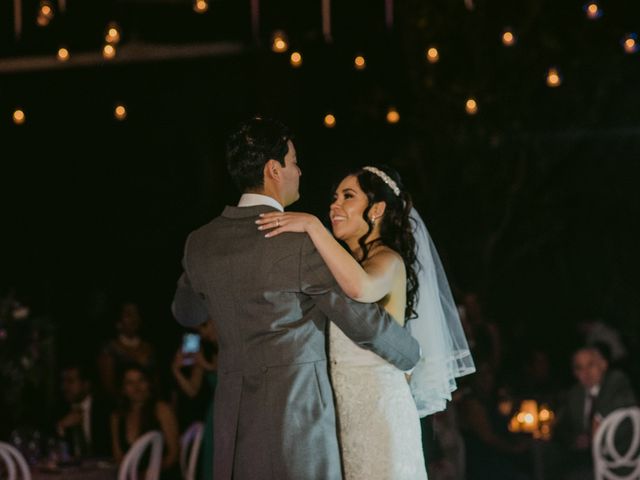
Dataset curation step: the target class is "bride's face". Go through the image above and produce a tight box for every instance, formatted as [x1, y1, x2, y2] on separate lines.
[329, 175, 370, 243]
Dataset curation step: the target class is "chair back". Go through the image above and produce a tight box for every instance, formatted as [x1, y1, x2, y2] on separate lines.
[180, 422, 204, 480]
[118, 430, 164, 480]
[593, 406, 640, 480]
[0, 442, 31, 480]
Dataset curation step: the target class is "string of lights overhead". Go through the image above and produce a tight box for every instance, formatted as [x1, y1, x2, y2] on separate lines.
[6, 0, 638, 127]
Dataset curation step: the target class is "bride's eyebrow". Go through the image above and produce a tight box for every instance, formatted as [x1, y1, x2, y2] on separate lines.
[342, 188, 357, 194]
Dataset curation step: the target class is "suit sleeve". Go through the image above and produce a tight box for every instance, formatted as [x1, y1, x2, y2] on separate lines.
[298, 235, 420, 371]
[172, 235, 209, 328]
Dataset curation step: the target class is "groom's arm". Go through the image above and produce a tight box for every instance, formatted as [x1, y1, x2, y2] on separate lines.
[172, 236, 209, 328]
[299, 236, 420, 371]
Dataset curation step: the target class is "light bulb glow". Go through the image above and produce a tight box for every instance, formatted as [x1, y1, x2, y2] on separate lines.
[622, 34, 638, 54]
[13, 109, 26, 125]
[57, 48, 70, 61]
[546, 67, 562, 87]
[426, 47, 439, 63]
[584, 2, 602, 19]
[105, 23, 121, 44]
[194, 0, 208, 13]
[354, 56, 366, 70]
[386, 108, 400, 124]
[103, 44, 116, 60]
[114, 105, 127, 121]
[290, 51, 302, 68]
[37, 1, 55, 26]
[271, 31, 289, 53]
[502, 29, 516, 46]
[465, 98, 478, 115]
[324, 114, 336, 128]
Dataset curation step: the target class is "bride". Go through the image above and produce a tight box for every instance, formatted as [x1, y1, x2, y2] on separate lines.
[256, 165, 474, 479]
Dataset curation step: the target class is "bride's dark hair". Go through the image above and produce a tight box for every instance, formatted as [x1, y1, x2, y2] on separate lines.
[351, 165, 419, 320]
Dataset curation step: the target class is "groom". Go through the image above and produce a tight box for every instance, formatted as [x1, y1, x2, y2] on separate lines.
[172, 117, 420, 480]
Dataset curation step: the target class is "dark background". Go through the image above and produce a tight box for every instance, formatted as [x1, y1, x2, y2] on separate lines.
[1, 0, 639, 379]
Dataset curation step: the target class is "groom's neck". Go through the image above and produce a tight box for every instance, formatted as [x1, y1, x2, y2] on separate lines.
[246, 186, 284, 207]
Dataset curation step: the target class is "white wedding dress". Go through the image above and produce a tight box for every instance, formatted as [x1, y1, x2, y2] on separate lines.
[329, 322, 428, 480]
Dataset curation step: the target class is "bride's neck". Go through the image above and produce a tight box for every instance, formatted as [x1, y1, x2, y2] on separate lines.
[346, 235, 382, 262]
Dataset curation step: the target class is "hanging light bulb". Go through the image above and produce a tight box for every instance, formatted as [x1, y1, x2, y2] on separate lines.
[386, 107, 400, 124]
[354, 55, 366, 70]
[13, 109, 26, 125]
[103, 44, 116, 60]
[546, 67, 562, 87]
[426, 47, 439, 64]
[105, 22, 121, 45]
[193, 0, 208, 13]
[324, 114, 336, 128]
[465, 98, 478, 115]
[290, 51, 303, 68]
[37, 1, 55, 27]
[271, 31, 289, 53]
[114, 104, 127, 121]
[501, 28, 516, 47]
[622, 33, 638, 54]
[583, 2, 602, 20]
[56, 47, 70, 62]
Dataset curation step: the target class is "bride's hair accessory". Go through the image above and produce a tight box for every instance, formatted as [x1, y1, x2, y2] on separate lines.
[362, 166, 401, 197]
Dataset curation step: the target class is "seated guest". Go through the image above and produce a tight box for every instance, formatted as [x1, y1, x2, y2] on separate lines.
[98, 301, 156, 397]
[459, 362, 529, 480]
[110, 364, 179, 478]
[55, 364, 112, 457]
[556, 346, 637, 479]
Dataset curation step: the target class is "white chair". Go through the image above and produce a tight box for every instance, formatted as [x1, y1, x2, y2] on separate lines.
[118, 430, 164, 480]
[0, 442, 31, 480]
[593, 406, 640, 480]
[180, 422, 204, 480]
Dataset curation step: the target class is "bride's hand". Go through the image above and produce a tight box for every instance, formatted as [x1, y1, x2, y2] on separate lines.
[256, 212, 320, 238]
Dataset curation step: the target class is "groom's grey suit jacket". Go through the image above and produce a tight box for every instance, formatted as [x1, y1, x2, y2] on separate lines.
[173, 204, 421, 480]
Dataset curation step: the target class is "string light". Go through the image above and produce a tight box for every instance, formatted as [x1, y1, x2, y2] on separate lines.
[12, 109, 26, 125]
[114, 104, 127, 121]
[102, 44, 116, 60]
[37, 1, 54, 27]
[354, 55, 366, 70]
[546, 67, 562, 87]
[584, 2, 602, 20]
[465, 98, 478, 115]
[56, 47, 70, 62]
[324, 114, 336, 128]
[290, 51, 303, 68]
[105, 22, 121, 45]
[501, 29, 516, 47]
[426, 47, 439, 64]
[386, 107, 400, 124]
[193, 0, 209, 13]
[622, 34, 638, 54]
[271, 31, 289, 53]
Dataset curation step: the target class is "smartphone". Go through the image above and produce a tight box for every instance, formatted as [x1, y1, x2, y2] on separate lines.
[181, 333, 201, 365]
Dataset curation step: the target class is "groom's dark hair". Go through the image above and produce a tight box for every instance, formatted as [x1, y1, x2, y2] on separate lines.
[226, 116, 292, 192]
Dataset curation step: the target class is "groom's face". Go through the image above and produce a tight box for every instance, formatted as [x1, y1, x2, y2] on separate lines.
[280, 140, 301, 206]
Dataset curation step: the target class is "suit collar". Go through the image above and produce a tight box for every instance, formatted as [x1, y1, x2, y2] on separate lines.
[222, 204, 280, 219]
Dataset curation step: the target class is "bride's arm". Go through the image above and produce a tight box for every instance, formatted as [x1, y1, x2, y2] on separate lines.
[256, 212, 400, 303]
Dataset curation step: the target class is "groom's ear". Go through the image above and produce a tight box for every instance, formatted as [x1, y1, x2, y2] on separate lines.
[264, 159, 281, 182]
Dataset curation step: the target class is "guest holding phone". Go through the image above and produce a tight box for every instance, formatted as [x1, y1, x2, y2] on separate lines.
[172, 319, 218, 480]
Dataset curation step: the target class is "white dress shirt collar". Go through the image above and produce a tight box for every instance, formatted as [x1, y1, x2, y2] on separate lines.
[238, 193, 284, 212]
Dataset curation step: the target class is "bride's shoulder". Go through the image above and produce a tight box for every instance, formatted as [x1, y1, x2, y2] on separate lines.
[367, 245, 404, 271]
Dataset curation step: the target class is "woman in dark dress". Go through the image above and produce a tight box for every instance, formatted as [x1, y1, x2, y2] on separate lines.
[110, 364, 180, 479]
